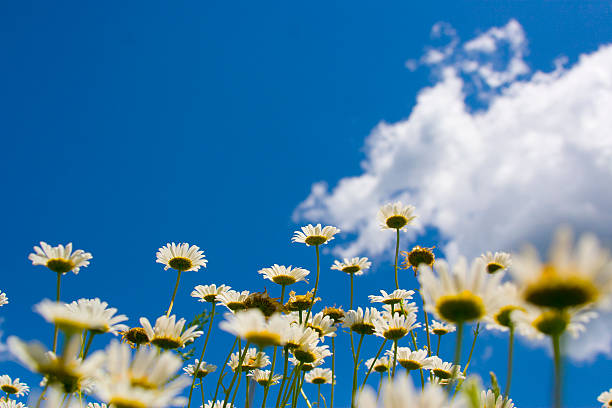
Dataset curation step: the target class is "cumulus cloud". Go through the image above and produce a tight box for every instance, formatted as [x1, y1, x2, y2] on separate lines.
[294, 20, 612, 361]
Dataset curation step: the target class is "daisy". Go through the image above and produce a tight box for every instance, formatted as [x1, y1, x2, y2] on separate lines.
[428, 320, 455, 336]
[419, 257, 504, 323]
[381, 301, 418, 317]
[305, 368, 334, 385]
[248, 369, 282, 386]
[598, 389, 612, 408]
[343, 307, 382, 336]
[35, 299, 92, 333]
[292, 224, 340, 246]
[377, 202, 417, 231]
[480, 389, 515, 408]
[140, 315, 203, 350]
[322, 306, 345, 324]
[374, 313, 421, 341]
[291, 342, 331, 365]
[285, 290, 319, 312]
[369, 289, 414, 305]
[289, 356, 324, 372]
[480, 251, 512, 274]
[282, 326, 320, 350]
[66, 298, 129, 335]
[385, 347, 435, 371]
[88, 404, 108, 408]
[401, 245, 435, 274]
[483, 282, 527, 332]
[258, 265, 309, 286]
[243, 290, 285, 317]
[220, 309, 291, 348]
[0, 291, 8, 307]
[331, 257, 371, 276]
[228, 348, 270, 371]
[364, 356, 392, 373]
[217, 290, 250, 312]
[307, 312, 337, 340]
[29, 242, 92, 274]
[0, 375, 28, 397]
[0, 400, 27, 408]
[512, 307, 597, 340]
[191, 284, 230, 303]
[204, 401, 234, 408]
[511, 227, 612, 310]
[156, 243, 207, 272]
[120, 327, 150, 348]
[427, 357, 464, 381]
[183, 360, 216, 378]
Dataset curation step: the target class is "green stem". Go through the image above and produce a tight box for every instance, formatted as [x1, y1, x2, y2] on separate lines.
[201, 379, 205, 407]
[436, 334, 441, 356]
[330, 337, 335, 408]
[245, 375, 250, 408]
[504, 327, 515, 402]
[422, 306, 432, 356]
[350, 273, 354, 310]
[452, 322, 464, 387]
[276, 347, 290, 408]
[82, 332, 95, 358]
[261, 344, 278, 408]
[292, 371, 305, 408]
[377, 373, 383, 398]
[351, 334, 365, 408]
[224, 342, 250, 408]
[188, 303, 216, 408]
[410, 331, 425, 388]
[317, 384, 321, 408]
[166, 270, 182, 317]
[552, 334, 562, 408]
[52, 272, 61, 353]
[213, 337, 238, 404]
[305, 245, 320, 324]
[35, 384, 49, 408]
[362, 339, 387, 388]
[391, 340, 398, 378]
[394, 228, 400, 290]
[230, 370, 243, 407]
[281, 364, 300, 408]
[462, 323, 480, 375]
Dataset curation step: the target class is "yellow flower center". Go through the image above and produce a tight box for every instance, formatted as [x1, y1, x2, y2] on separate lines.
[373, 364, 388, 373]
[1, 384, 19, 394]
[350, 323, 375, 335]
[109, 397, 147, 408]
[433, 368, 452, 379]
[46, 258, 75, 274]
[151, 336, 182, 350]
[130, 377, 157, 390]
[293, 349, 317, 363]
[311, 377, 327, 385]
[399, 359, 422, 371]
[304, 235, 327, 246]
[432, 328, 449, 335]
[532, 310, 569, 336]
[494, 305, 525, 328]
[436, 291, 485, 323]
[486, 262, 504, 274]
[122, 327, 149, 346]
[524, 267, 599, 309]
[342, 265, 361, 274]
[245, 330, 282, 348]
[386, 215, 408, 229]
[407, 248, 435, 270]
[272, 275, 297, 285]
[384, 328, 408, 340]
[168, 257, 193, 271]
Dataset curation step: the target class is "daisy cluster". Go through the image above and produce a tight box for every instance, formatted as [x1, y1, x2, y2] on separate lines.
[2, 202, 612, 408]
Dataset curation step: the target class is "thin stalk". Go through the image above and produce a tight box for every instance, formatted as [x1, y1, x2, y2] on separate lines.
[35, 384, 49, 408]
[394, 229, 400, 290]
[82, 332, 95, 358]
[410, 331, 425, 388]
[230, 370, 243, 407]
[462, 323, 480, 375]
[504, 327, 515, 402]
[292, 372, 305, 408]
[552, 334, 562, 408]
[350, 273, 354, 310]
[188, 303, 217, 408]
[275, 347, 290, 408]
[436, 334, 441, 356]
[261, 345, 278, 408]
[213, 337, 239, 403]
[223, 341, 250, 408]
[200, 379, 205, 406]
[166, 270, 182, 317]
[452, 322, 464, 388]
[305, 245, 320, 324]
[281, 364, 300, 408]
[300, 388, 313, 408]
[52, 272, 61, 353]
[422, 306, 432, 356]
[351, 334, 365, 408]
[377, 373, 383, 398]
[245, 375, 250, 408]
[330, 337, 336, 408]
[318, 384, 321, 408]
[362, 339, 387, 388]
[391, 340, 398, 378]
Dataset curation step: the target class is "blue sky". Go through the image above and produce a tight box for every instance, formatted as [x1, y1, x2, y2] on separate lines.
[2, 1, 612, 407]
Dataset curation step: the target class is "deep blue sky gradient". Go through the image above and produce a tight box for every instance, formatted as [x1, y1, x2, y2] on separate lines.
[2, 2, 612, 407]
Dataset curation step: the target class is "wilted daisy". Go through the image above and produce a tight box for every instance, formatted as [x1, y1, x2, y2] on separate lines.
[292, 342, 331, 365]
[401, 245, 436, 274]
[305, 368, 334, 385]
[480, 251, 511, 274]
[428, 320, 455, 336]
[228, 348, 270, 371]
[0, 291, 7, 307]
[243, 290, 284, 317]
[307, 312, 337, 340]
[292, 224, 340, 246]
[357, 374, 466, 408]
[285, 290, 319, 312]
[0, 375, 28, 397]
[66, 298, 129, 335]
[377, 202, 417, 231]
[156, 243, 207, 272]
[364, 356, 392, 373]
[427, 357, 464, 381]
[217, 290, 249, 312]
[35, 299, 92, 333]
[511, 227, 612, 310]
[343, 307, 382, 335]
[419, 257, 504, 324]
[322, 306, 345, 324]
[120, 327, 150, 348]
[140, 315, 203, 350]
[258, 264, 309, 286]
[374, 313, 421, 341]
[8, 335, 104, 394]
[191, 284, 230, 303]
[480, 389, 515, 408]
[183, 359, 217, 378]
[248, 369, 282, 386]
[29, 242, 92, 274]
[369, 289, 414, 305]
[386, 347, 435, 371]
[598, 389, 612, 408]
[220, 309, 290, 348]
[331, 257, 372, 275]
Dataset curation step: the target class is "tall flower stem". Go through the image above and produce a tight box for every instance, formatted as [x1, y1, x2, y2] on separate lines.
[223, 341, 250, 408]
[281, 364, 300, 408]
[351, 334, 365, 408]
[52, 272, 61, 353]
[230, 370, 243, 407]
[213, 337, 238, 403]
[82, 332, 95, 358]
[350, 273, 354, 310]
[377, 373, 383, 398]
[552, 333, 562, 408]
[188, 302, 216, 408]
[422, 305, 432, 356]
[261, 344, 278, 408]
[317, 384, 321, 408]
[245, 376, 251, 408]
[410, 331, 425, 388]
[462, 323, 479, 375]
[362, 339, 387, 388]
[436, 334, 441, 356]
[452, 321, 464, 389]
[166, 270, 182, 317]
[305, 245, 320, 324]
[292, 371, 305, 408]
[394, 229, 400, 290]
[200, 379, 205, 406]
[330, 337, 336, 408]
[276, 347, 290, 408]
[504, 327, 515, 402]
[391, 340, 398, 378]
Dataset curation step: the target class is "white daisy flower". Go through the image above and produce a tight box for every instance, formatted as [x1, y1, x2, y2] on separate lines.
[204, 401, 234, 408]
[0, 375, 28, 397]
[258, 264, 310, 286]
[156, 243, 207, 272]
[377, 202, 417, 231]
[369, 289, 415, 305]
[291, 342, 331, 365]
[0, 291, 8, 307]
[282, 325, 320, 350]
[289, 356, 324, 372]
[87, 404, 108, 408]
[228, 348, 270, 371]
[598, 388, 612, 408]
[292, 224, 340, 246]
[191, 284, 231, 303]
[66, 298, 129, 335]
[343, 307, 382, 336]
[331, 257, 371, 275]
[480, 251, 512, 274]
[374, 313, 421, 341]
[511, 227, 612, 310]
[364, 356, 392, 373]
[248, 369, 282, 386]
[357, 374, 466, 408]
[512, 307, 597, 340]
[140, 315, 203, 350]
[0, 400, 27, 408]
[183, 359, 217, 378]
[35, 299, 93, 333]
[304, 368, 334, 385]
[382, 301, 418, 317]
[428, 320, 456, 336]
[29, 242, 92, 274]
[217, 290, 250, 312]
[419, 257, 504, 323]
[8, 335, 104, 394]
[483, 283, 527, 332]
[427, 356, 464, 381]
[220, 309, 291, 348]
[385, 347, 436, 371]
[307, 312, 337, 340]
[480, 389, 515, 408]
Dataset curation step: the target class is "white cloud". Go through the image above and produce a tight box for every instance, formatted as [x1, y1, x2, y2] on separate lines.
[294, 20, 612, 361]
